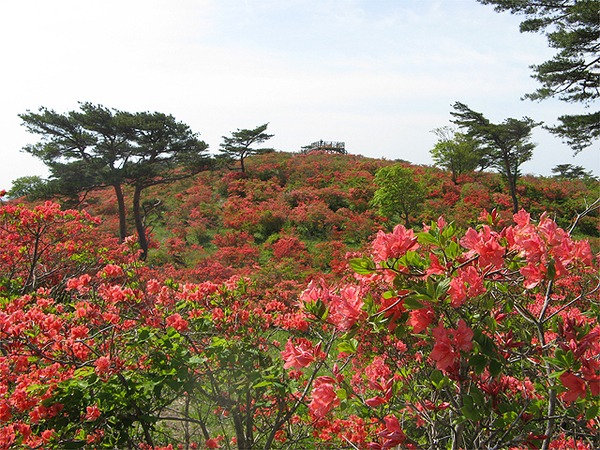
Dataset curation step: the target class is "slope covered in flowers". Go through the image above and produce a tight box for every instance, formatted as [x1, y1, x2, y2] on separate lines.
[73, 150, 598, 290]
[0, 151, 598, 450]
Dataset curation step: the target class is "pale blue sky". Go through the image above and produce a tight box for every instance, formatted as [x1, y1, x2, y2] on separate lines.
[1, 0, 597, 191]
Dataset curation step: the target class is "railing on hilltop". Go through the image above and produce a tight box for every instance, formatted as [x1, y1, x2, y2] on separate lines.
[300, 140, 346, 154]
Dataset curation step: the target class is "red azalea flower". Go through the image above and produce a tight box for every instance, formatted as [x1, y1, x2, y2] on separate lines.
[461, 226, 505, 269]
[560, 372, 586, 402]
[166, 313, 189, 331]
[408, 306, 435, 334]
[431, 325, 458, 370]
[205, 438, 219, 448]
[84, 405, 101, 421]
[378, 415, 405, 448]
[329, 285, 366, 331]
[453, 320, 474, 352]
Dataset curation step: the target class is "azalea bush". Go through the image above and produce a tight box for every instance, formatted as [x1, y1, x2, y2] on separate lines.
[288, 208, 599, 450]
[0, 199, 121, 296]
[0, 199, 324, 449]
[0, 188, 598, 449]
[0, 248, 317, 449]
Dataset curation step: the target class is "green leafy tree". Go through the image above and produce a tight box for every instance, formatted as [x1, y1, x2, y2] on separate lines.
[20, 103, 136, 241]
[430, 126, 490, 183]
[451, 102, 541, 213]
[219, 123, 274, 173]
[477, 0, 600, 153]
[551, 163, 597, 181]
[126, 111, 211, 260]
[7, 175, 47, 200]
[20, 103, 210, 260]
[371, 165, 426, 228]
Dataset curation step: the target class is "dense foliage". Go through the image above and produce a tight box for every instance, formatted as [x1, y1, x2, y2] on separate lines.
[477, 0, 600, 153]
[19, 103, 211, 260]
[1, 150, 598, 449]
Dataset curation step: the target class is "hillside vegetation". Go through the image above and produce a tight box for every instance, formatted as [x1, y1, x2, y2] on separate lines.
[1, 150, 598, 450]
[76, 150, 598, 287]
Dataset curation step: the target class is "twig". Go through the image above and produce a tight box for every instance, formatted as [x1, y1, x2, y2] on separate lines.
[568, 196, 600, 235]
[490, 399, 532, 450]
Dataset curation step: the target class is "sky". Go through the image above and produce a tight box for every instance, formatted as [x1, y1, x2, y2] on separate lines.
[1, 0, 598, 191]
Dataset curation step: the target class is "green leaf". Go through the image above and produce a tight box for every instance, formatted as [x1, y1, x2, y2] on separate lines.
[63, 441, 86, 449]
[188, 355, 206, 365]
[483, 315, 497, 333]
[463, 394, 474, 409]
[586, 405, 599, 421]
[489, 359, 502, 377]
[349, 258, 376, 275]
[427, 277, 436, 297]
[25, 383, 45, 393]
[337, 388, 347, 400]
[461, 395, 482, 421]
[430, 369, 445, 388]
[138, 327, 151, 341]
[403, 296, 425, 310]
[431, 369, 443, 385]
[435, 278, 450, 299]
[338, 339, 358, 354]
[447, 241, 461, 258]
[212, 336, 228, 348]
[474, 331, 496, 358]
[469, 354, 488, 375]
[72, 367, 95, 379]
[253, 380, 272, 389]
[546, 260, 556, 280]
[382, 290, 395, 300]
[418, 232, 439, 246]
[470, 386, 485, 407]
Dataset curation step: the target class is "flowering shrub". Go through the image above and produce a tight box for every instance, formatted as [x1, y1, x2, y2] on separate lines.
[0, 200, 120, 296]
[292, 209, 598, 450]
[0, 261, 317, 448]
[1, 150, 599, 450]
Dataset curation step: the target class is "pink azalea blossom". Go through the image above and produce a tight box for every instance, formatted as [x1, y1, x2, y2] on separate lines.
[520, 262, 545, 289]
[309, 376, 339, 418]
[205, 438, 220, 448]
[365, 396, 387, 407]
[461, 226, 505, 269]
[378, 415, 405, 448]
[453, 320, 474, 352]
[448, 266, 486, 307]
[102, 264, 124, 278]
[408, 306, 435, 334]
[372, 224, 419, 264]
[431, 325, 458, 370]
[84, 405, 100, 421]
[94, 356, 111, 375]
[430, 320, 473, 370]
[329, 285, 366, 331]
[166, 313, 189, 331]
[280, 337, 318, 369]
[299, 280, 332, 305]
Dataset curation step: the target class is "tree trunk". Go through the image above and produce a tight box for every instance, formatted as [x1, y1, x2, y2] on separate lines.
[233, 411, 248, 449]
[112, 183, 128, 242]
[133, 185, 149, 261]
[502, 155, 519, 214]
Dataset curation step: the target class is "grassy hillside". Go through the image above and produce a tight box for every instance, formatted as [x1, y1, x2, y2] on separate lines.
[54, 150, 597, 297]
